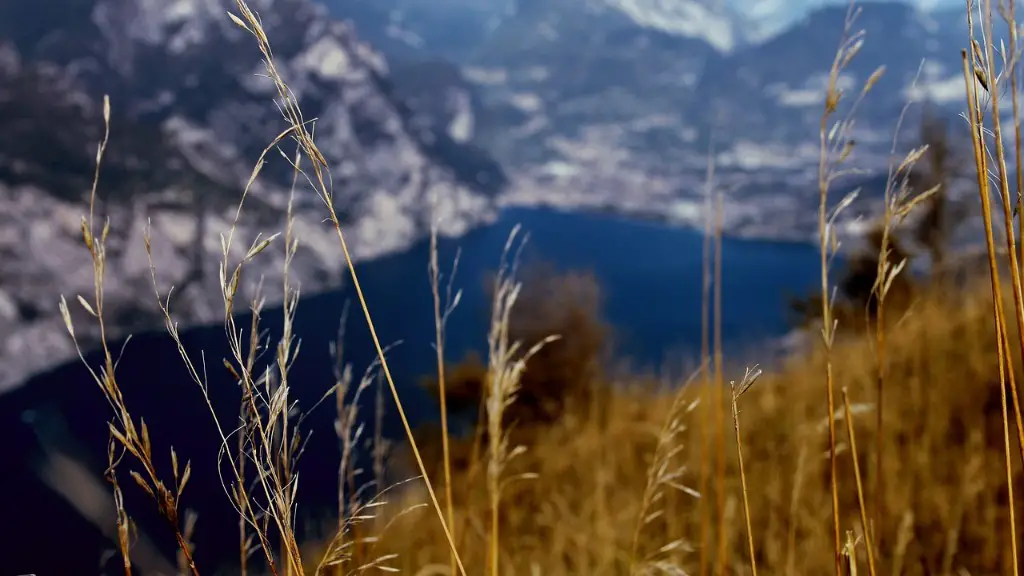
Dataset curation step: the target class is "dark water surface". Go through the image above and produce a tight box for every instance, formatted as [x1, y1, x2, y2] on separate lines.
[0, 207, 824, 574]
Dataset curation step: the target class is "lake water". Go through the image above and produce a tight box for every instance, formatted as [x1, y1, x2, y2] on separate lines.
[0, 207, 825, 574]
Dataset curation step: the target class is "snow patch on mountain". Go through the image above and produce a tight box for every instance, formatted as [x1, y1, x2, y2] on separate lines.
[604, 0, 742, 51]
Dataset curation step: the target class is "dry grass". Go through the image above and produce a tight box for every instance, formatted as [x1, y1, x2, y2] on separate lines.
[50, 0, 1024, 574]
[368, 283, 1024, 575]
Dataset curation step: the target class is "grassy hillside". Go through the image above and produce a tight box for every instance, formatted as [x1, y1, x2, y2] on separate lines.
[351, 281, 1021, 575]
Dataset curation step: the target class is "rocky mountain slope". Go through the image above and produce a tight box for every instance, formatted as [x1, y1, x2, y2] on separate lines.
[0, 0, 506, 393]
[328, 0, 984, 236]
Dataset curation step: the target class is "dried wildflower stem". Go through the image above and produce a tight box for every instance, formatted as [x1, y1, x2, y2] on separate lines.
[730, 377, 757, 576]
[106, 438, 132, 576]
[712, 191, 727, 576]
[629, 371, 701, 576]
[972, 0, 1024, 467]
[815, 4, 876, 568]
[1007, 0, 1024, 550]
[961, 46, 1020, 575]
[996, 285, 1023, 575]
[976, 0, 1024, 381]
[871, 65, 928, 538]
[276, 175, 300, 576]
[228, 3, 468, 573]
[872, 258, 887, 536]
[146, 262, 279, 574]
[485, 228, 551, 576]
[1008, 0, 1024, 260]
[819, 59, 843, 576]
[61, 95, 200, 575]
[237, 401, 250, 576]
[143, 135, 301, 574]
[697, 141, 716, 576]
[223, 194, 305, 574]
[842, 388, 877, 576]
[429, 217, 457, 575]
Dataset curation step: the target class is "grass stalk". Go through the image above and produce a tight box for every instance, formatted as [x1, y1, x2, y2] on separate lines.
[819, 58, 843, 576]
[227, 3, 468, 573]
[712, 190, 727, 576]
[105, 436, 133, 576]
[870, 61, 932, 541]
[428, 210, 461, 575]
[815, 4, 882, 570]
[698, 140, 716, 576]
[483, 227, 554, 576]
[629, 372, 701, 576]
[1005, 0, 1024, 265]
[972, 0, 1024, 453]
[59, 95, 200, 575]
[961, 43, 1021, 575]
[842, 387, 877, 576]
[730, 368, 762, 576]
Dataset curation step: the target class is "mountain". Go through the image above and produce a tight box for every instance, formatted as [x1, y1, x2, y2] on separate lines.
[0, 0, 508, 393]
[695, 4, 964, 151]
[326, 0, 986, 237]
[727, 0, 963, 41]
[322, 0, 968, 57]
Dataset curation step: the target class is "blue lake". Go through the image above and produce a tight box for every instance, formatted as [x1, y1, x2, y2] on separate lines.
[313, 206, 824, 384]
[0, 207, 825, 574]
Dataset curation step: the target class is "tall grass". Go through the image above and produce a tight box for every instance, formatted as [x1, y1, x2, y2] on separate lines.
[428, 194, 461, 576]
[814, 4, 891, 569]
[697, 138, 715, 576]
[961, 0, 1024, 572]
[729, 366, 762, 576]
[48, 0, 1024, 573]
[59, 95, 200, 576]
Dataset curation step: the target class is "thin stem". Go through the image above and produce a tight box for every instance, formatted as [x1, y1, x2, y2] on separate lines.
[842, 388, 877, 576]
[962, 46, 1020, 576]
[698, 140, 715, 576]
[730, 383, 758, 576]
[712, 192, 727, 576]
[873, 245, 887, 541]
[429, 222, 458, 575]
[819, 86, 844, 576]
[977, 0, 1024, 470]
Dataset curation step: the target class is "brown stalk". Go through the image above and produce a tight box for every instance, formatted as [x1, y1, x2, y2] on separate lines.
[1009, 0, 1024, 265]
[815, 6, 873, 570]
[698, 141, 716, 576]
[730, 372, 759, 576]
[106, 438, 133, 576]
[712, 191, 727, 576]
[819, 68, 843, 576]
[996, 282, 1023, 575]
[872, 72, 925, 542]
[974, 0, 1024, 461]
[961, 46, 1020, 575]
[842, 388, 877, 576]
[429, 216, 458, 576]
[872, 263, 887, 541]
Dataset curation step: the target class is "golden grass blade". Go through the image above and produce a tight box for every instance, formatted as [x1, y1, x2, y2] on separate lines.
[842, 388, 877, 576]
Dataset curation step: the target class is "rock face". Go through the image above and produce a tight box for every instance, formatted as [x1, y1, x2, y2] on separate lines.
[0, 0, 506, 392]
